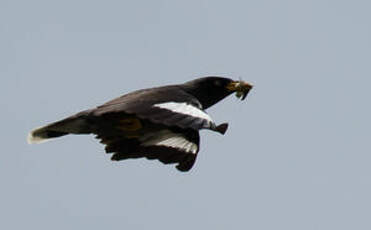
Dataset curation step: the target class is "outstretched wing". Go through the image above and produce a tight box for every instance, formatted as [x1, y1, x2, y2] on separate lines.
[88, 86, 227, 171]
[97, 123, 200, 171]
[91, 85, 226, 133]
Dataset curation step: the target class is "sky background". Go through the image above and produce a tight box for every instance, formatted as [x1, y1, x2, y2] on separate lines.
[1, 0, 371, 229]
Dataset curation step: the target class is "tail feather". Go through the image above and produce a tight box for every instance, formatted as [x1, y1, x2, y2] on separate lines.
[27, 110, 94, 144]
[27, 126, 68, 144]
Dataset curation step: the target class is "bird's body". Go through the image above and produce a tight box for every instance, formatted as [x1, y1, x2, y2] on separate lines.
[28, 77, 253, 171]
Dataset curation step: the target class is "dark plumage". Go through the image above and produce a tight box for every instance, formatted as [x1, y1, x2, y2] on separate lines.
[28, 77, 253, 171]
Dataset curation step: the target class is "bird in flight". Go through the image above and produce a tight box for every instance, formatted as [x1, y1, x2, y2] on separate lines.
[28, 77, 253, 171]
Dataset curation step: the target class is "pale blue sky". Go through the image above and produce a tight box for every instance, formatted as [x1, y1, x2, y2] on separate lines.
[1, 0, 371, 229]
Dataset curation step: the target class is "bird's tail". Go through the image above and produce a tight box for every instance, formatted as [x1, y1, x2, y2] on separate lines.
[27, 110, 94, 144]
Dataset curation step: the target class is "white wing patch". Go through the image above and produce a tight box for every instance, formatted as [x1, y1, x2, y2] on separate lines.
[153, 102, 213, 123]
[140, 130, 198, 154]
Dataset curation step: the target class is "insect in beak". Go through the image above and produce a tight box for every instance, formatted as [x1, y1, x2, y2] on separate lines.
[227, 80, 253, 100]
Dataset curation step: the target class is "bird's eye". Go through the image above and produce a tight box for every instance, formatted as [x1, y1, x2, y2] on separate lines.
[214, 81, 221, 86]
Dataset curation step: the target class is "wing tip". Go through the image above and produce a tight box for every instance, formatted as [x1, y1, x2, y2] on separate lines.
[215, 123, 229, 135]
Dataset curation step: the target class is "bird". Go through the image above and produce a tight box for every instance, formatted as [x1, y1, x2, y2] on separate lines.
[27, 77, 253, 171]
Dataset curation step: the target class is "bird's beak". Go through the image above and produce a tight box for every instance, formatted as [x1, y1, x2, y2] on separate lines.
[226, 80, 253, 100]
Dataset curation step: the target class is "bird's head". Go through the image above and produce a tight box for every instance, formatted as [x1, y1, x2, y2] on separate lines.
[181, 77, 253, 109]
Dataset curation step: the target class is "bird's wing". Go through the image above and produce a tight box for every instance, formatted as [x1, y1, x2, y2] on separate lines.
[97, 127, 200, 171]
[91, 86, 219, 132]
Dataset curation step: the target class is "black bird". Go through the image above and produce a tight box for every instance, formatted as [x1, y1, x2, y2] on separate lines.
[28, 77, 253, 171]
